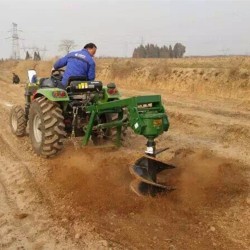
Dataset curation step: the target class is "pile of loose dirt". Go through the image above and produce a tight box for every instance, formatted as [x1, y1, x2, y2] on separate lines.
[46, 145, 249, 249]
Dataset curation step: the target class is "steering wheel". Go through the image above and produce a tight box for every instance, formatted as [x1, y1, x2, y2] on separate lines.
[51, 69, 65, 81]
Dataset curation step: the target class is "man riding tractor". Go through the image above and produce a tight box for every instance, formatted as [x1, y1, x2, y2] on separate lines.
[52, 43, 97, 89]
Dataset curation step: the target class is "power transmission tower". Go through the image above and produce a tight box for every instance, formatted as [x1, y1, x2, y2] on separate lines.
[6, 23, 22, 59]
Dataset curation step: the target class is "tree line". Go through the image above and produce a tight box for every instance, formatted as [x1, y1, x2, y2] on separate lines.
[132, 43, 186, 58]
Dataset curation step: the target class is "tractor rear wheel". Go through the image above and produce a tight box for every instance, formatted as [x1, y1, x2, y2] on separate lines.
[29, 97, 65, 157]
[10, 105, 27, 137]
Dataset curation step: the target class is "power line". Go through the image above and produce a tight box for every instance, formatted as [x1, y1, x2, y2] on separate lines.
[24, 46, 48, 59]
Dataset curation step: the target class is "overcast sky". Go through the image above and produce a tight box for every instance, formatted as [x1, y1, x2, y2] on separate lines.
[0, 0, 249, 59]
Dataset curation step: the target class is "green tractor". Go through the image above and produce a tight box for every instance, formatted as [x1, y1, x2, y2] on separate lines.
[10, 69, 174, 196]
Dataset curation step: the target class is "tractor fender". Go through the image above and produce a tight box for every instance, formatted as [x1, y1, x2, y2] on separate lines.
[33, 88, 70, 102]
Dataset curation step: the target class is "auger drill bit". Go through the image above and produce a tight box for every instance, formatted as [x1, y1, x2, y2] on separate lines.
[130, 140, 175, 196]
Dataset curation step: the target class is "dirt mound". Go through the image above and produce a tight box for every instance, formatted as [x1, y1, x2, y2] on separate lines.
[48, 146, 248, 211]
[168, 149, 248, 207]
[48, 146, 139, 214]
[96, 57, 250, 101]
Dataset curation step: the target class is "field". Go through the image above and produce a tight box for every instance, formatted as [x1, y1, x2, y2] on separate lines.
[0, 57, 249, 249]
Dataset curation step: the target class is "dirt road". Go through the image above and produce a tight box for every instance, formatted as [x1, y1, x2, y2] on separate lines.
[0, 65, 249, 249]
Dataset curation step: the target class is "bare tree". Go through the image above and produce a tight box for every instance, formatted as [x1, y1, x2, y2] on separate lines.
[59, 40, 77, 54]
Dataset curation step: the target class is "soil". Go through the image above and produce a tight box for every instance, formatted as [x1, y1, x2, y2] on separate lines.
[0, 60, 249, 249]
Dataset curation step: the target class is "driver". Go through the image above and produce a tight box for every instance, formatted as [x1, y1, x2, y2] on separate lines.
[52, 43, 97, 89]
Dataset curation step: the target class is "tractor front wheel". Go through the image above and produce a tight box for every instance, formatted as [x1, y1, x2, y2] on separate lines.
[29, 97, 65, 157]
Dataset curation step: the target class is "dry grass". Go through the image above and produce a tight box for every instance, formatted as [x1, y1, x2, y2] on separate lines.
[0, 57, 249, 100]
[108, 59, 141, 79]
[97, 56, 250, 100]
[0, 60, 53, 84]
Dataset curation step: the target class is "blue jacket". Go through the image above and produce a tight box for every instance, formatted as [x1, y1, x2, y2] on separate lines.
[53, 49, 95, 86]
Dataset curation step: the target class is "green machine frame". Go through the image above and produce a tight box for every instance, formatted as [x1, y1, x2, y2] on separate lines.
[82, 95, 169, 147]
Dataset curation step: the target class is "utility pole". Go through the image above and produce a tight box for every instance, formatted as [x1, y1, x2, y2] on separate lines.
[6, 23, 22, 59]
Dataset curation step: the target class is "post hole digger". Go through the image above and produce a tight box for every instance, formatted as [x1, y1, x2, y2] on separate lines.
[10, 69, 175, 196]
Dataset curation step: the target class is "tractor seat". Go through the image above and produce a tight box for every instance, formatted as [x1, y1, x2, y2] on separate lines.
[39, 77, 59, 88]
[67, 76, 88, 85]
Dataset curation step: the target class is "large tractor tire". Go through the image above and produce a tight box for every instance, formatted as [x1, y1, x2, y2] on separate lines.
[29, 97, 65, 157]
[10, 105, 27, 137]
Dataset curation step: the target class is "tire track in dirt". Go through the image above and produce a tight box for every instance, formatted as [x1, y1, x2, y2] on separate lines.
[0, 131, 78, 249]
[0, 179, 24, 249]
[0, 100, 79, 249]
